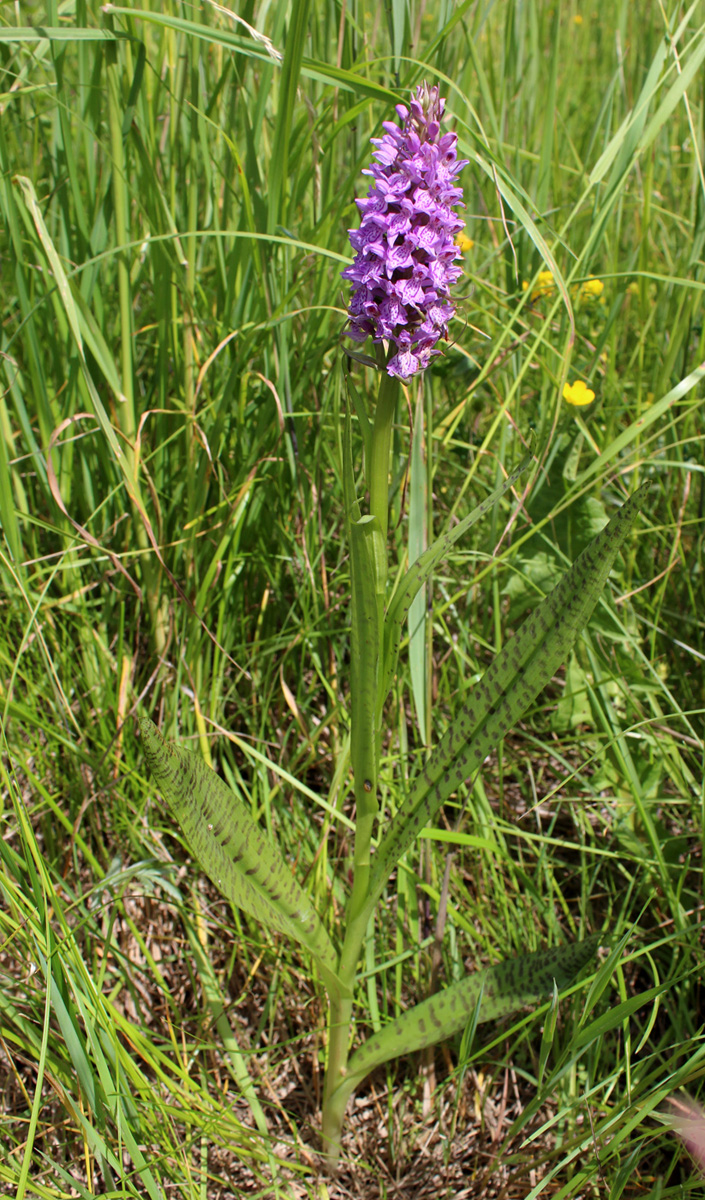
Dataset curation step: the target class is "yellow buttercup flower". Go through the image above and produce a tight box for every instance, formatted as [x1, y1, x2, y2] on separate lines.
[563, 380, 595, 406]
[573, 13, 584, 24]
[523, 270, 555, 302]
[578, 276, 604, 301]
[456, 231, 474, 252]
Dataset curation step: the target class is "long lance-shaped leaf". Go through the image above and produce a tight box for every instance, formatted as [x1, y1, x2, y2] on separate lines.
[139, 717, 346, 996]
[379, 447, 533, 716]
[326, 937, 600, 1130]
[368, 484, 649, 908]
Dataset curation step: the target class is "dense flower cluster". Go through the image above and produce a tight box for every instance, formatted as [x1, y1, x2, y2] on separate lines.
[342, 84, 467, 379]
[577, 276, 604, 302]
[523, 270, 555, 303]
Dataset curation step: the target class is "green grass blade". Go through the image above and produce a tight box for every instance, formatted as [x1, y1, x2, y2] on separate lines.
[139, 717, 344, 995]
[267, 0, 310, 236]
[0, 408, 23, 567]
[637, 13, 705, 161]
[13, 175, 127, 470]
[182, 909, 270, 1140]
[369, 483, 650, 910]
[104, 8, 394, 100]
[0, 27, 122, 43]
[380, 447, 533, 714]
[327, 937, 599, 1130]
[471, 149, 574, 329]
[534, 7, 559, 217]
[574, 362, 705, 488]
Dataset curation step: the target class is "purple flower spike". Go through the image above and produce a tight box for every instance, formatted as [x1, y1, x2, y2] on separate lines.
[343, 83, 467, 379]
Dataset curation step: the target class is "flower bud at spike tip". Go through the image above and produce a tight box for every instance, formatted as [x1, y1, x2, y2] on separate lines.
[342, 83, 468, 380]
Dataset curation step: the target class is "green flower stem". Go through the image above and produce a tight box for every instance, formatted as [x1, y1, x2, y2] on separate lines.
[321, 907, 368, 1163]
[350, 364, 398, 919]
[321, 367, 399, 1165]
[348, 364, 398, 923]
[368, 370, 400, 545]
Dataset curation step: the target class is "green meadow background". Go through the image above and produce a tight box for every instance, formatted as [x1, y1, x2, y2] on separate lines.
[1, 1, 704, 1196]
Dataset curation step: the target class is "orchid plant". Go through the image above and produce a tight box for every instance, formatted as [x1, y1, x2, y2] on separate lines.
[140, 84, 647, 1168]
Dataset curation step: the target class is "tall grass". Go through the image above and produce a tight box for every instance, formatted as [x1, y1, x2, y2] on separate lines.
[1, 0, 704, 1195]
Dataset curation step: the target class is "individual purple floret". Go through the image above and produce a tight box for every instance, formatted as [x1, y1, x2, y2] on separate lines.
[342, 83, 468, 379]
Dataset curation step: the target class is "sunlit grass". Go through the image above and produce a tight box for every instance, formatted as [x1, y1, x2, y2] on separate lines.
[1, 0, 704, 1195]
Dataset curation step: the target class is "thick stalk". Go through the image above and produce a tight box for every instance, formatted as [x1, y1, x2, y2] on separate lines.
[321, 367, 399, 1165]
[368, 370, 399, 543]
[320, 907, 367, 1161]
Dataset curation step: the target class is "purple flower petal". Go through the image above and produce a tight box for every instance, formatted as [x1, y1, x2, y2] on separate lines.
[388, 347, 420, 379]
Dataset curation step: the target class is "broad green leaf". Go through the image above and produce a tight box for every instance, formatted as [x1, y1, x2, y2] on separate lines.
[380, 447, 533, 715]
[368, 484, 649, 911]
[139, 717, 346, 997]
[327, 937, 599, 1125]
